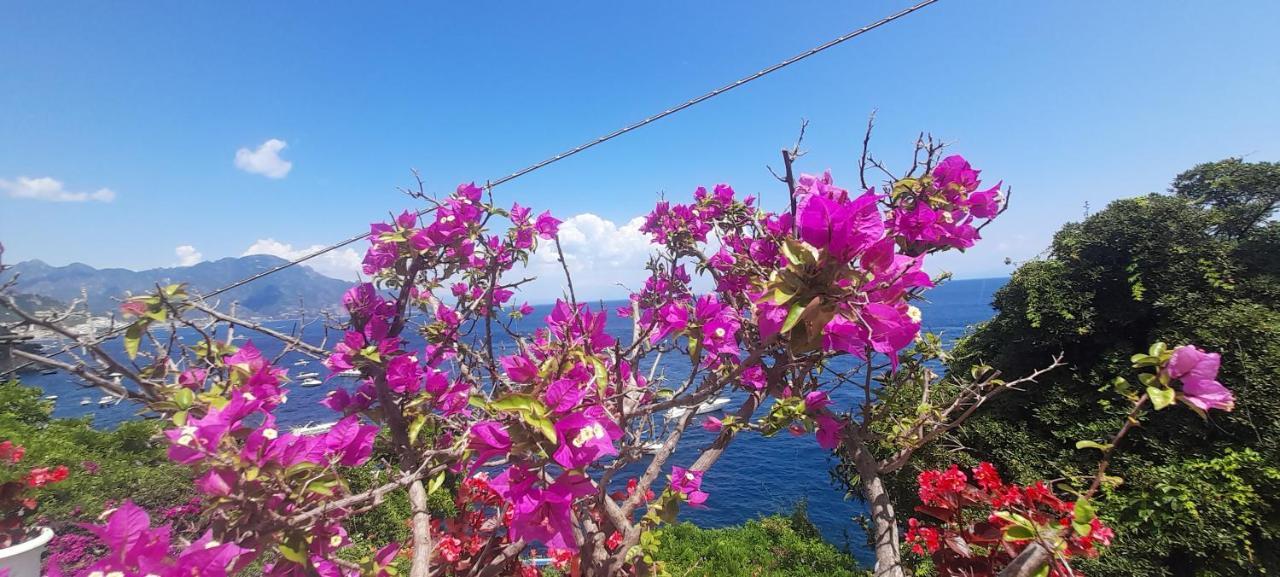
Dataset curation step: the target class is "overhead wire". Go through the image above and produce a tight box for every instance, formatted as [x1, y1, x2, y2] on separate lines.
[0, 0, 941, 377]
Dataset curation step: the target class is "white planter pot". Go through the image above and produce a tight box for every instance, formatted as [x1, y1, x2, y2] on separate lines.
[0, 527, 53, 577]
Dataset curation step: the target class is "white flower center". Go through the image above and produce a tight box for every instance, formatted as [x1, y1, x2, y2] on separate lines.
[714, 327, 726, 338]
[572, 423, 607, 448]
[907, 305, 922, 323]
[262, 428, 278, 440]
[330, 535, 343, 548]
[176, 426, 197, 447]
[243, 392, 256, 401]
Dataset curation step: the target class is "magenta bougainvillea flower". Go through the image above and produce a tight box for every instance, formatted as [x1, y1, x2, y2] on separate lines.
[491, 466, 595, 551]
[693, 295, 741, 360]
[814, 414, 845, 450]
[1164, 345, 1235, 411]
[535, 211, 562, 239]
[76, 501, 249, 577]
[544, 364, 591, 414]
[795, 181, 884, 260]
[500, 353, 539, 384]
[668, 466, 709, 508]
[468, 421, 511, 466]
[552, 405, 623, 469]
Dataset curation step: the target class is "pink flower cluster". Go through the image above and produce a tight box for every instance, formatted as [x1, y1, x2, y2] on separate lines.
[67, 150, 1014, 572]
[888, 155, 1001, 254]
[465, 301, 644, 552]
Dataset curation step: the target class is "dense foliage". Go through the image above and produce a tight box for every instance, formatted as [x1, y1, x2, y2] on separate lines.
[653, 509, 864, 577]
[0, 379, 195, 572]
[0, 379, 192, 523]
[919, 159, 1280, 576]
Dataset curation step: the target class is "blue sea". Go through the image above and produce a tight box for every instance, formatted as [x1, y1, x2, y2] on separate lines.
[21, 277, 1005, 564]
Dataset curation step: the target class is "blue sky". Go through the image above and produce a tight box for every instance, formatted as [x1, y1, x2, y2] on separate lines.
[3, 1, 1278, 301]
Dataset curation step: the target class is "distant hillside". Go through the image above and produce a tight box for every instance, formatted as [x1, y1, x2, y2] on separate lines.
[2, 256, 352, 319]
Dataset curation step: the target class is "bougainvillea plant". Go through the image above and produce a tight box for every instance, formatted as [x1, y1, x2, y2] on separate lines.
[0, 128, 1236, 577]
[0, 440, 68, 548]
[904, 342, 1234, 577]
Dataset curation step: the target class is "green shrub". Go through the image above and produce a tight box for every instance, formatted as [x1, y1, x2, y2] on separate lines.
[654, 509, 865, 577]
[0, 379, 193, 523]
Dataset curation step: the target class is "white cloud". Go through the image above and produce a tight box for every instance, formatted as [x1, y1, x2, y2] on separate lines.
[519, 213, 658, 303]
[174, 245, 203, 266]
[234, 138, 293, 179]
[242, 238, 361, 281]
[0, 176, 115, 202]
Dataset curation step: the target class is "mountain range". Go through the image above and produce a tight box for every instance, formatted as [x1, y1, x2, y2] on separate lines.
[2, 256, 353, 319]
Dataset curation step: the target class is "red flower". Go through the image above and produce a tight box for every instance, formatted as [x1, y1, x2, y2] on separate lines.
[0, 441, 23, 464]
[26, 465, 70, 488]
[973, 462, 1003, 493]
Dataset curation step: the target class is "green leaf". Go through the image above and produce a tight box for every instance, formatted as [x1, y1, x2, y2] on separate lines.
[993, 511, 1035, 530]
[1148, 385, 1175, 410]
[767, 285, 796, 306]
[780, 302, 805, 334]
[306, 480, 335, 496]
[781, 238, 819, 266]
[408, 415, 427, 445]
[278, 543, 306, 564]
[173, 388, 195, 409]
[490, 394, 547, 415]
[1072, 498, 1096, 536]
[143, 307, 167, 323]
[657, 500, 680, 524]
[523, 412, 558, 443]
[1031, 565, 1051, 577]
[1148, 342, 1167, 357]
[1075, 440, 1113, 451]
[1003, 525, 1037, 541]
[124, 322, 144, 359]
[428, 471, 446, 495]
[687, 335, 702, 366]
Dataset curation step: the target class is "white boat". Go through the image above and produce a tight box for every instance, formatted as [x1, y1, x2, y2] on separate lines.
[41, 369, 57, 376]
[292, 421, 336, 436]
[665, 396, 732, 420]
[293, 359, 310, 366]
[300, 378, 323, 387]
[335, 368, 361, 378]
[80, 397, 92, 406]
[108, 372, 123, 379]
[43, 395, 58, 401]
[296, 371, 320, 379]
[639, 441, 664, 454]
[98, 395, 115, 406]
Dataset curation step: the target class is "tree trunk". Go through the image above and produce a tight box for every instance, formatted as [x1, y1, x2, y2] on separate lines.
[997, 542, 1051, 577]
[408, 479, 433, 577]
[852, 440, 906, 577]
